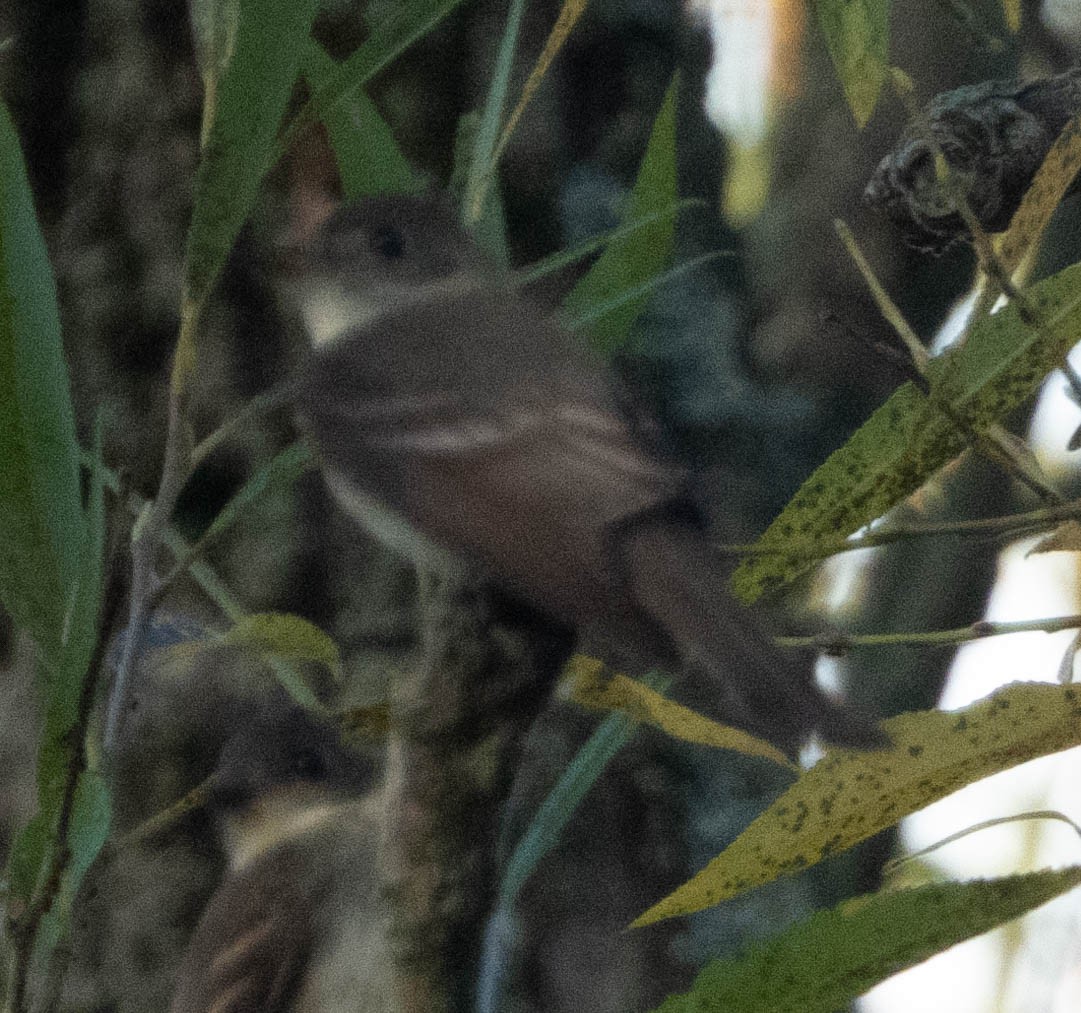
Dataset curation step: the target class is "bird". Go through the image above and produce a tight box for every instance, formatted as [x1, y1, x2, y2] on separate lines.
[280, 193, 880, 751]
[169, 693, 388, 1013]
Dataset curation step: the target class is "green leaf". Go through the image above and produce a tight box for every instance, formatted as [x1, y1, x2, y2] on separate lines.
[218, 612, 342, 682]
[0, 99, 82, 656]
[450, 111, 509, 266]
[461, 0, 527, 226]
[566, 253, 730, 332]
[562, 72, 679, 354]
[7, 812, 48, 906]
[515, 200, 706, 286]
[184, 0, 320, 307]
[634, 681, 1081, 926]
[8, 417, 109, 990]
[299, 40, 424, 198]
[733, 259, 1081, 604]
[285, 0, 470, 158]
[35, 415, 106, 836]
[814, 0, 890, 128]
[32, 772, 111, 979]
[651, 867, 1081, 1012]
[196, 442, 314, 554]
[499, 668, 651, 906]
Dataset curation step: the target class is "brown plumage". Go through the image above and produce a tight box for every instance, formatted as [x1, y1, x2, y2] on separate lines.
[169, 701, 386, 1013]
[286, 195, 881, 750]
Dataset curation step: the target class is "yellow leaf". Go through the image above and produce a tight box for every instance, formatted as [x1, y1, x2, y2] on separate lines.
[632, 680, 1081, 927]
[338, 704, 392, 742]
[218, 612, 342, 681]
[565, 656, 795, 770]
[996, 108, 1081, 280]
[490, 0, 589, 172]
[1003, 0, 1021, 32]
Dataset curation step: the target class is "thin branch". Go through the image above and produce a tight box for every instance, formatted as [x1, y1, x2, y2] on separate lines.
[884, 809, 1081, 877]
[103, 356, 194, 750]
[713, 499, 1081, 560]
[113, 775, 219, 852]
[188, 376, 304, 473]
[776, 613, 1081, 652]
[83, 452, 246, 622]
[835, 218, 928, 372]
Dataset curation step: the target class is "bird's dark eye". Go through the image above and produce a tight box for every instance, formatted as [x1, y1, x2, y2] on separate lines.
[370, 225, 404, 259]
[293, 748, 326, 780]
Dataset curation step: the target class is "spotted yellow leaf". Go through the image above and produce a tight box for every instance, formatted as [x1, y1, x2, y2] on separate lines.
[633, 680, 1081, 927]
[565, 656, 795, 770]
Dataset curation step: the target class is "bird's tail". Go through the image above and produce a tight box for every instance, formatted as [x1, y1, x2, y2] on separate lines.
[621, 521, 885, 752]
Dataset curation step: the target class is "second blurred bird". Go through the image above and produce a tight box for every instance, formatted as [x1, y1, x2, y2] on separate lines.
[169, 691, 389, 1012]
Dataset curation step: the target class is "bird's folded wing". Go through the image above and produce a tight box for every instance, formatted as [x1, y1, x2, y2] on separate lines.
[169, 847, 314, 1013]
[297, 290, 690, 618]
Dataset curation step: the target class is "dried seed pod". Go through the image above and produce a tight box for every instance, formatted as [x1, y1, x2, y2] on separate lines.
[865, 67, 1081, 253]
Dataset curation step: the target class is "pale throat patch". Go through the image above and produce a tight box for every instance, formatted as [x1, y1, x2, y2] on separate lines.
[299, 284, 389, 349]
[300, 270, 488, 349]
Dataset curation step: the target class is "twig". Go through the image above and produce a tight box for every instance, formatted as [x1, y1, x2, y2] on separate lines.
[115, 775, 219, 853]
[835, 208, 1061, 503]
[884, 809, 1081, 877]
[104, 352, 305, 747]
[835, 219, 928, 372]
[714, 499, 1081, 561]
[103, 367, 194, 750]
[188, 376, 304, 473]
[776, 613, 1081, 652]
[82, 451, 245, 622]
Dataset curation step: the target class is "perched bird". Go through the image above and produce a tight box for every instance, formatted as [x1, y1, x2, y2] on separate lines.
[169, 696, 387, 1013]
[282, 194, 879, 750]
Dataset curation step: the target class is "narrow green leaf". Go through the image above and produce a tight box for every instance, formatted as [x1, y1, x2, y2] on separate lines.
[733, 259, 1081, 603]
[562, 72, 679, 354]
[11, 417, 109, 990]
[514, 200, 706, 286]
[7, 812, 48, 906]
[499, 665, 653, 905]
[196, 442, 314, 554]
[462, 0, 527, 225]
[299, 40, 424, 198]
[185, 0, 320, 306]
[285, 0, 470, 158]
[652, 868, 1081, 1012]
[37, 420, 106, 819]
[0, 98, 81, 655]
[32, 772, 111, 979]
[814, 0, 890, 128]
[566, 253, 730, 332]
[450, 111, 509, 265]
[634, 681, 1081, 926]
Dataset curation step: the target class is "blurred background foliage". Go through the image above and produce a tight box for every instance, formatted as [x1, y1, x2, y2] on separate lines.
[1, 0, 1080, 1010]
